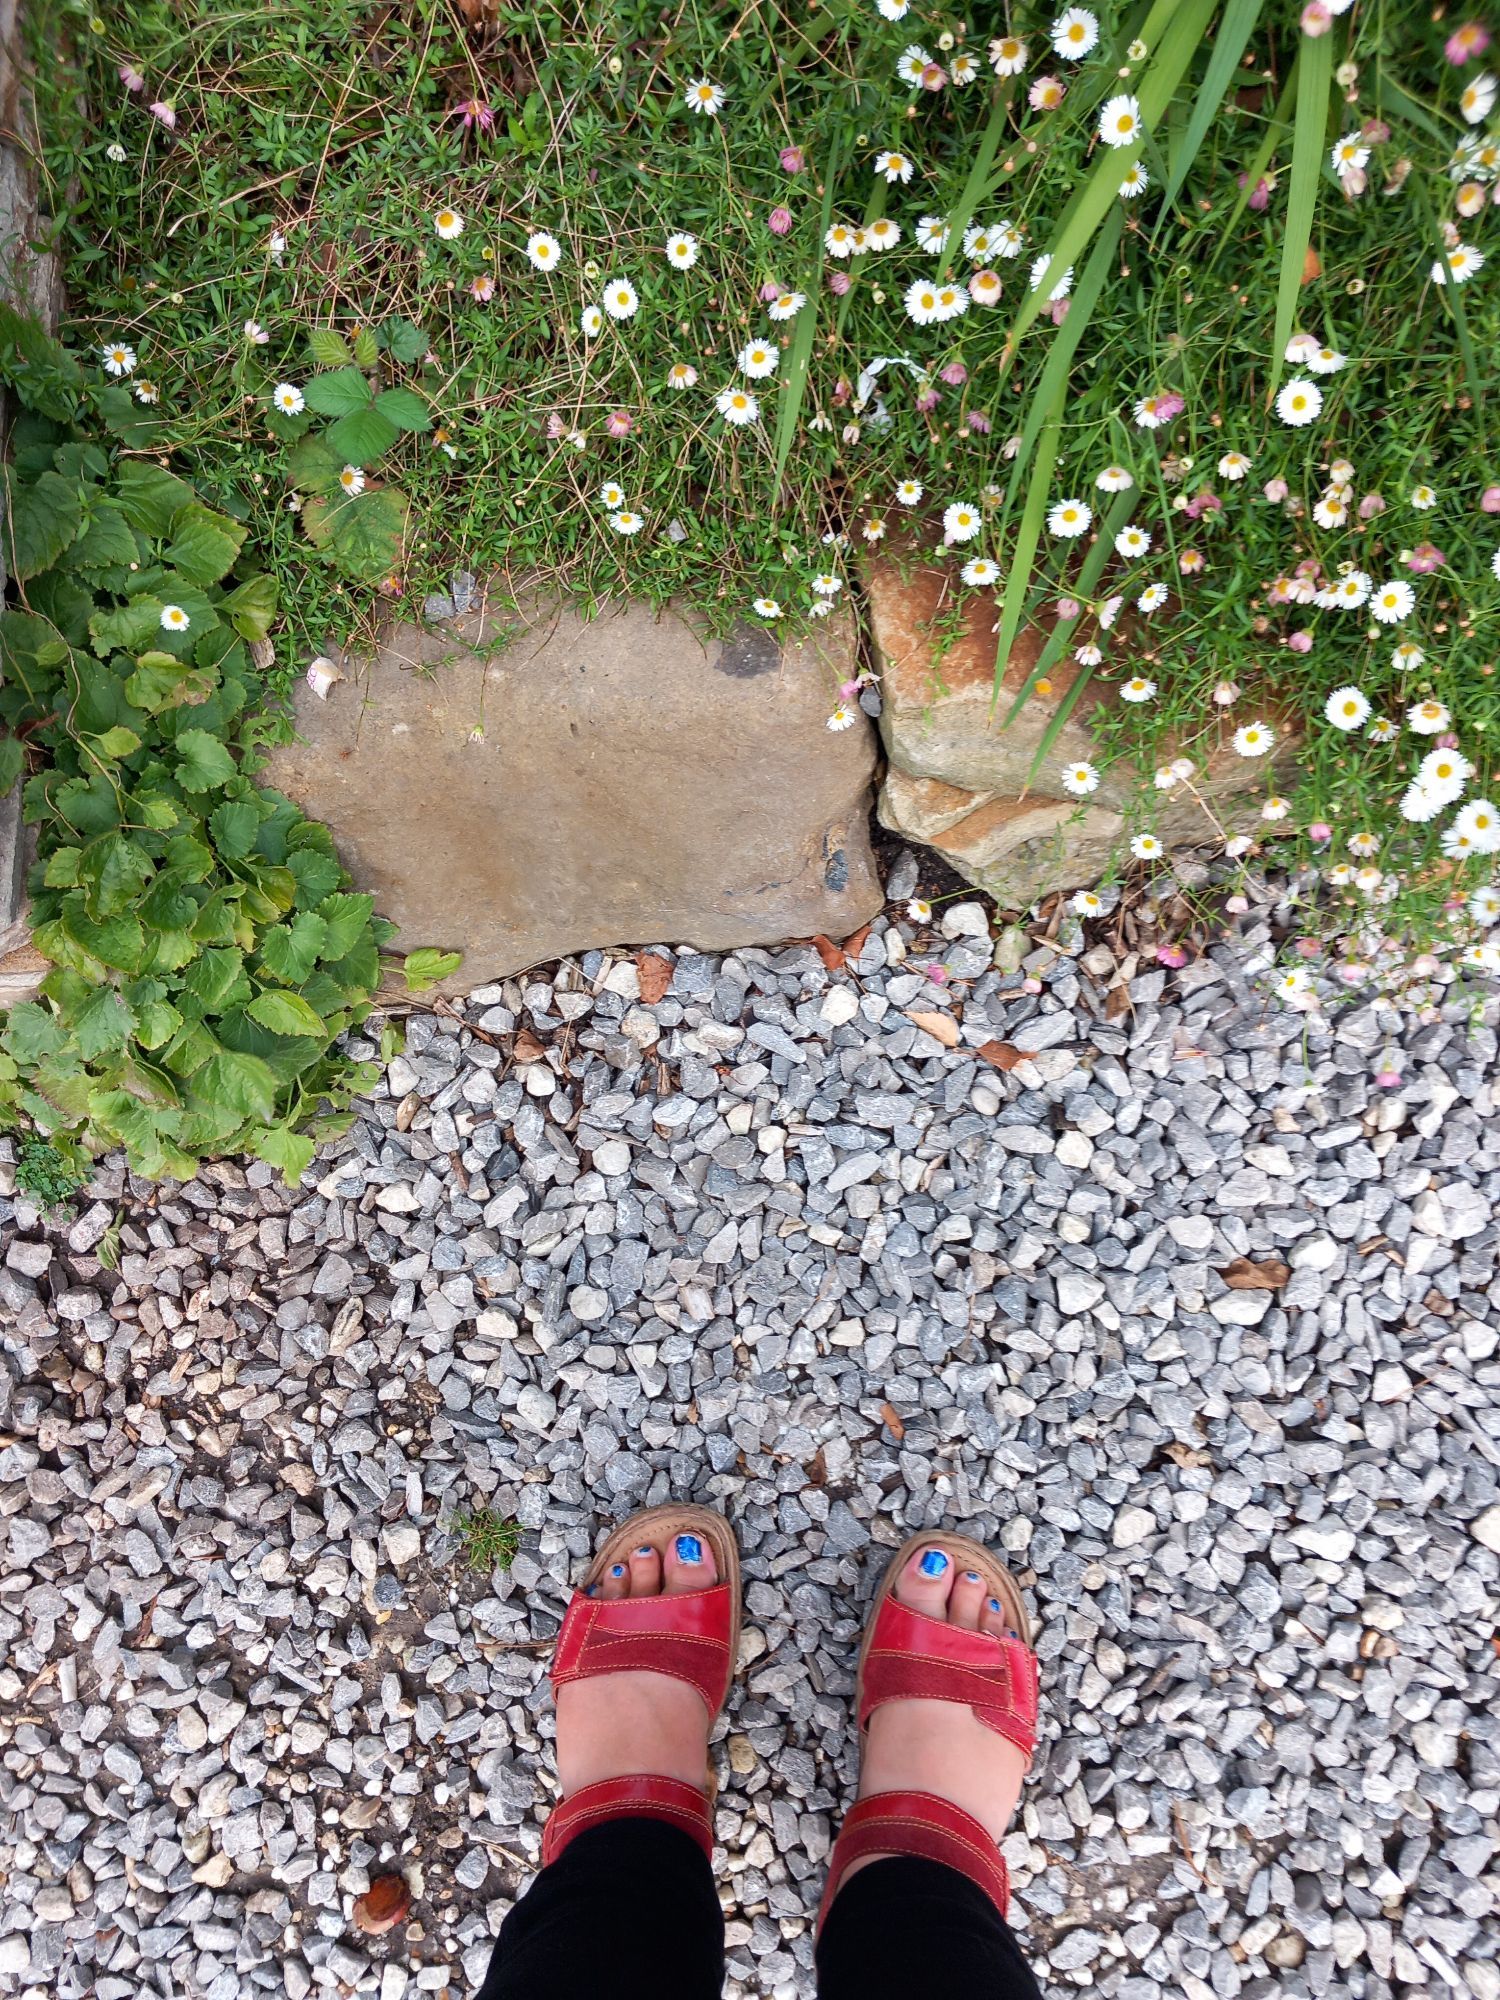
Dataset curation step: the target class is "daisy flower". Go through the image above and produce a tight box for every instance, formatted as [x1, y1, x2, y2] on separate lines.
[685, 78, 726, 115]
[581, 306, 604, 337]
[101, 341, 136, 376]
[470, 275, 495, 302]
[602, 278, 639, 320]
[1072, 889, 1104, 916]
[243, 320, 269, 345]
[1307, 346, 1346, 374]
[1218, 451, 1251, 481]
[1120, 676, 1156, 703]
[897, 45, 932, 83]
[1347, 831, 1381, 858]
[1455, 800, 1500, 853]
[717, 388, 760, 425]
[739, 338, 779, 379]
[1312, 494, 1349, 529]
[1368, 716, 1398, 743]
[1232, 721, 1275, 758]
[1137, 582, 1168, 612]
[907, 898, 933, 923]
[989, 35, 1029, 76]
[1324, 686, 1370, 730]
[1322, 570, 1371, 608]
[599, 482, 626, 509]
[1030, 77, 1067, 110]
[863, 518, 887, 543]
[434, 207, 464, 240]
[526, 231, 562, 272]
[1096, 464, 1134, 492]
[1262, 796, 1291, 821]
[1076, 643, 1103, 666]
[1460, 72, 1497, 122]
[875, 149, 914, 184]
[963, 222, 1003, 263]
[1061, 760, 1100, 796]
[961, 556, 1001, 586]
[1114, 523, 1151, 559]
[1275, 968, 1311, 999]
[664, 232, 698, 270]
[877, 0, 910, 19]
[1130, 833, 1163, 860]
[969, 271, 1003, 306]
[1118, 163, 1150, 198]
[867, 218, 902, 251]
[915, 216, 950, 253]
[1419, 747, 1472, 801]
[951, 53, 980, 85]
[1098, 94, 1143, 147]
[609, 510, 645, 536]
[768, 292, 804, 322]
[1028, 254, 1073, 300]
[812, 574, 844, 597]
[1370, 578, 1414, 624]
[827, 704, 858, 731]
[1431, 244, 1485, 285]
[1052, 7, 1100, 59]
[1471, 885, 1500, 924]
[1330, 134, 1370, 174]
[753, 598, 783, 619]
[933, 284, 968, 321]
[160, 604, 190, 632]
[272, 382, 305, 414]
[133, 379, 159, 404]
[826, 223, 859, 259]
[1098, 595, 1124, 629]
[1408, 699, 1451, 734]
[1411, 484, 1437, 509]
[667, 361, 698, 387]
[1048, 498, 1092, 538]
[992, 222, 1025, 259]
[895, 479, 924, 506]
[904, 279, 943, 325]
[337, 465, 365, 496]
[942, 502, 982, 543]
[1276, 379, 1322, 426]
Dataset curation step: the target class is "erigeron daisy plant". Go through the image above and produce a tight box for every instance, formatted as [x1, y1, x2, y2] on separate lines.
[56, 0, 1500, 1010]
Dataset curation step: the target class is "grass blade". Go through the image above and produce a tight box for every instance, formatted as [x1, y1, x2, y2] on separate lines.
[1156, 0, 1266, 215]
[990, 390, 1063, 710]
[772, 138, 839, 493]
[1001, 486, 1137, 732]
[1205, 54, 1298, 270]
[1268, 26, 1332, 397]
[936, 85, 1016, 286]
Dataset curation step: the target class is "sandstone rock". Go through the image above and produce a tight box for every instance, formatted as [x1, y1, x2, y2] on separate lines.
[866, 547, 1298, 909]
[268, 594, 880, 992]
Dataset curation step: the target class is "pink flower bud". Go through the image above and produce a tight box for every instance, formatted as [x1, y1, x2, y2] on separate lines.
[1264, 477, 1289, 503]
[779, 146, 805, 173]
[1301, 2, 1332, 37]
[1287, 630, 1313, 653]
[924, 962, 949, 985]
[1056, 598, 1081, 621]
[1444, 23, 1490, 63]
[1374, 1068, 1402, 1089]
[760, 281, 781, 301]
[940, 361, 968, 386]
[921, 62, 947, 90]
[1358, 492, 1386, 519]
[1049, 297, 1071, 325]
[1022, 976, 1043, 995]
[119, 62, 145, 91]
[1226, 895, 1250, 914]
[768, 206, 793, 235]
[915, 388, 939, 413]
[966, 410, 992, 434]
[1481, 485, 1500, 513]
[827, 270, 850, 295]
[149, 99, 177, 127]
[605, 409, 632, 438]
[1308, 821, 1332, 843]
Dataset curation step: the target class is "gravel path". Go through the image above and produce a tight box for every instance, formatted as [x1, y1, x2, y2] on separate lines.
[2, 883, 1499, 2000]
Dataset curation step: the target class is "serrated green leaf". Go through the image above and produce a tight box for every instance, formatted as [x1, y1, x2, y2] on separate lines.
[324, 405, 400, 466]
[305, 487, 408, 581]
[286, 434, 346, 495]
[1, 467, 83, 579]
[164, 502, 246, 586]
[303, 365, 374, 417]
[373, 386, 431, 432]
[318, 892, 375, 960]
[247, 988, 328, 1038]
[114, 459, 196, 535]
[90, 725, 142, 760]
[194, 1045, 279, 1123]
[382, 317, 428, 363]
[286, 847, 342, 908]
[125, 651, 215, 713]
[89, 596, 169, 657]
[2, 1001, 63, 1063]
[43, 845, 81, 887]
[219, 572, 278, 643]
[351, 326, 380, 368]
[259, 910, 329, 982]
[71, 500, 139, 569]
[247, 1122, 316, 1186]
[209, 800, 260, 858]
[72, 982, 135, 1058]
[61, 895, 146, 972]
[0, 736, 21, 793]
[174, 728, 238, 793]
[81, 831, 154, 915]
[306, 327, 354, 367]
[402, 946, 462, 993]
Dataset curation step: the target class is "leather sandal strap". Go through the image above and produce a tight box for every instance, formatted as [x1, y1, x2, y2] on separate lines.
[860, 1598, 1039, 1763]
[552, 1581, 737, 1715]
[541, 1774, 714, 1867]
[818, 1790, 1011, 1927]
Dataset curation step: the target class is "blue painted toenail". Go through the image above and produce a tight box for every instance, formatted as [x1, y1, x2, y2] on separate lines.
[635, 1545, 655, 1557]
[1005, 1629, 1019, 1639]
[964, 1570, 982, 1583]
[585, 1585, 597, 1598]
[610, 1564, 626, 1577]
[988, 1597, 1002, 1612]
[676, 1534, 703, 1564]
[919, 1550, 949, 1578]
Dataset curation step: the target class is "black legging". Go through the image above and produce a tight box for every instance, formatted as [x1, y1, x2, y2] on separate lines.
[477, 1816, 1044, 1999]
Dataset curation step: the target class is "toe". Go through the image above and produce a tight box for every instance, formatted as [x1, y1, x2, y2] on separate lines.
[600, 1560, 629, 1600]
[893, 1543, 956, 1621]
[949, 1568, 986, 1631]
[663, 1528, 718, 1594]
[628, 1542, 663, 1597]
[980, 1593, 1012, 1642]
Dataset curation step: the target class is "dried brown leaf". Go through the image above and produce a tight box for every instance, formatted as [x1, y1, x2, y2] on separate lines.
[1218, 1256, 1290, 1291]
[636, 951, 673, 1005]
[1163, 1441, 1212, 1469]
[976, 1039, 1023, 1071]
[905, 1009, 960, 1047]
[1302, 245, 1322, 284]
[353, 1875, 411, 1936]
[880, 1402, 906, 1441]
[804, 1447, 828, 1487]
[842, 924, 872, 960]
[511, 1028, 547, 1065]
[813, 934, 845, 971]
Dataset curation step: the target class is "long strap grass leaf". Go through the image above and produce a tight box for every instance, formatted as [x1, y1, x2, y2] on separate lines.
[1157, 0, 1267, 216]
[1268, 27, 1333, 398]
[772, 138, 839, 494]
[1001, 486, 1137, 733]
[991, 391, 1063, 711]
[1205, 54, 1299, 271]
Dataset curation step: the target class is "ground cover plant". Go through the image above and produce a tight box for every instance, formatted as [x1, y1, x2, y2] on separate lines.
[3, 0, 1499, 1174]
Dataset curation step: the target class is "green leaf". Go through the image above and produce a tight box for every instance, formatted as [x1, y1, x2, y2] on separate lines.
[164, 502, 246, 586]
[195, 1045, 279, 1123]
[352, 326, 381, 369]
[303, 365, 374, 417]
[81, 831, 154, 915]
[247, 1122, 316, 1186]
[259, 909, 329, 982]
[247, 988, 328, 1038]
[287, 846, 343, 907]
[72, 982, 135, 1059]
[1270, 26, 1333, 399]
[0, 736, 21, 794]
[89, 596, 167, 656]
[71, 500, 139, 569]
[305, 487, 408, 581]
[209, 800, 261, 858]
[324, 405, 401, 465]
[318, 892, 375, 960]
[992, 391, 1063, 706]
[61, 896, 145, 972]
[115, 460, 196, 535]
[90, 725, 142, 761]
[382, 317, 428, 363]
[43, 845, 81, 887]
[286, 434, 346, 495]
[219, 572, 278, 643]
[175, 728, 238, 793]
[403, 946, 462, 993]
[1, 467, 83, 579]
[1158, 0, 1266, 212]
[125, 651, 216, 713]
[306, 327, 354, 367]
[373, 386, 432, 433]
[0, 303, 85, 420]
[181, 945, 247, 1011]
[3, 1001, 63, 1063]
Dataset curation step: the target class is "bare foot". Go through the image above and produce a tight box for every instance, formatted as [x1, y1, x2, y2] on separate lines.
[555, 1532, 719, 1797]
[845, 1543, 1027, 1876]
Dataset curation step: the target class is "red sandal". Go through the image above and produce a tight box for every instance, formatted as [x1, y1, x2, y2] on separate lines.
[541, 1504, 741, 1867]
[819, 1530, 1040, 1926]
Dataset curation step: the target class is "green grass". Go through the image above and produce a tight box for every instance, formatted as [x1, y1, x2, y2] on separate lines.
[28, 0, 1500, 993]
[451, 1506, 522, 1574]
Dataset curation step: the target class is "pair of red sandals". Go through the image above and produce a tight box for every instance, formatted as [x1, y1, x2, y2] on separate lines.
[540, 1505, 1040, 1925]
